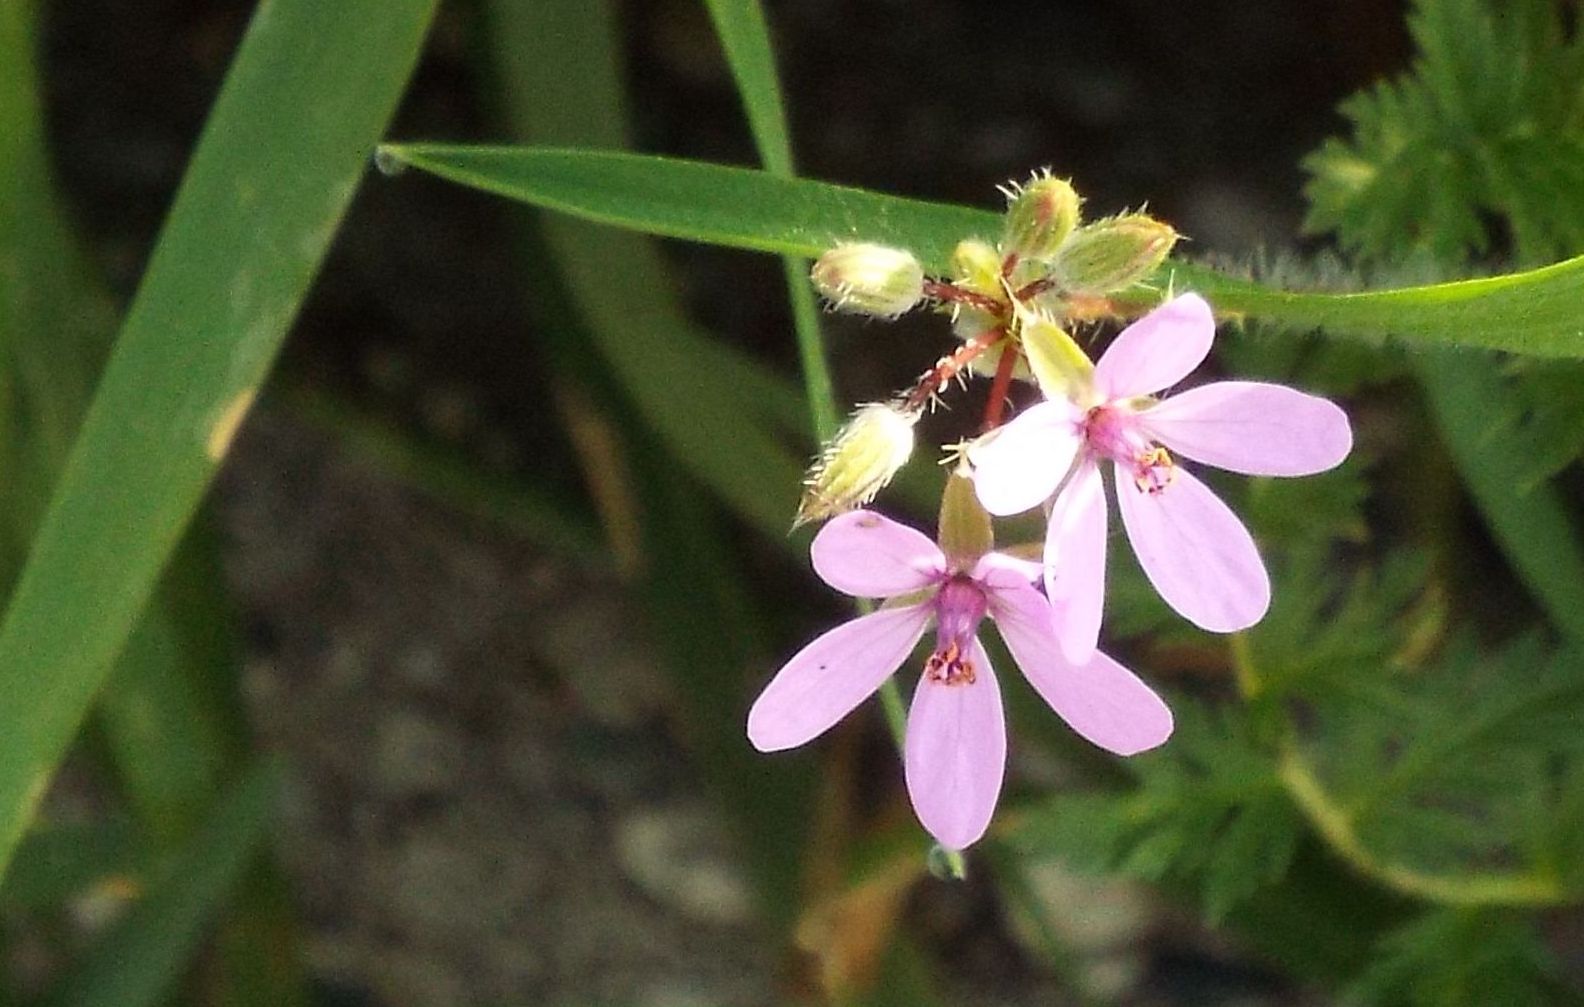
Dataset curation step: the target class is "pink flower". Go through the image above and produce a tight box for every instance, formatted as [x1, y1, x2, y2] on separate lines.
[970, 293, 1353, 662]
[747, 510, 1173, 850]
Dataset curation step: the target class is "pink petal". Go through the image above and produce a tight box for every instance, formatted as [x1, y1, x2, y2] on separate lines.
[904, 638, 1006, 850]
[989, 578, 1173, 755]
[969, 551, 1044, 591]
[747, 603, 931, 752]
[1115, 467, 1270, 633]
[1142, 381, 1352, 476]
[1042, 460, 1108, 663]
[968, 400, 1083, 516]
[1094, 294, 1216, 400]
[811, 511, 945, 598]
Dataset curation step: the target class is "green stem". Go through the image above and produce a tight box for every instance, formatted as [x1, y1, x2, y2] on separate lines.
[1229, 633, 1569, 907]
[702, 1, 899, 751]
[785, 255, 839, 440]
[1274, 741, 1565, 907]
[878, 677, 908, 750]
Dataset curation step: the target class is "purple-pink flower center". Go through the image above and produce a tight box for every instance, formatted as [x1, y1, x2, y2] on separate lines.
[926, 577, 988, 687]
[1084, 403, 1175, 495]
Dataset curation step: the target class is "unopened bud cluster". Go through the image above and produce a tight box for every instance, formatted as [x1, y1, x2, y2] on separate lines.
[795, 171, 1182, 523]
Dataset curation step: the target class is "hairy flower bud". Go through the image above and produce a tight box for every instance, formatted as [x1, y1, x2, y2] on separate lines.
[810, 243, 925, 317]
[949, 238, 1002, 297]
[1000, 172, 1081, 262]
[795, 402, 919, 527]
[1050, 214, 1179, 295]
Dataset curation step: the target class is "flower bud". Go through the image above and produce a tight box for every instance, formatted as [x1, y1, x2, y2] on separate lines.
[795, 402, 919, 527]
[1016, 304, 1095, 401]
[810, 243, 925, 317]
[949, 238, 1002, 298]
[1000, 172, 1080, 262]
[1050, 214, 1179, 295]
[937, 469, 993, 569]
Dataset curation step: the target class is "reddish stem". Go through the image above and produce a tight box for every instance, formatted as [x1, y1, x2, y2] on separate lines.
[1012, 277, 1056, 301]
[903, 326, 1006, 412]
[981, 339, 1020, 432]
[921, 280, 1004, 315]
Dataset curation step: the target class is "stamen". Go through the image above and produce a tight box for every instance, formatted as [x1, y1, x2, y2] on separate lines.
[924, 640, 977, 686]
[1132, 445, 1175, 494]
[927, 578, 988, 686]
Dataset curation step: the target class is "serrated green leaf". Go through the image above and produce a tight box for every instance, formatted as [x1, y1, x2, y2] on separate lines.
[1346, 909, 1557, 1007]
[1246, 548, 1428, 700]
[1012, 701, 1295, 920]
[1007, 793, 1134, 874]
[378, 145, 1584, 358]
[1202, 794, 1302, 924]
[1305, 0, 1584, 268]
[0, 0, 439, 881]
[1293, 630, 1584, 897]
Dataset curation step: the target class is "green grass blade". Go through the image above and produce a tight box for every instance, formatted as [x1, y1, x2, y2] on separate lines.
[2, 10, 308, 1000]
[377, 146, 1584, 358]
[378, 144, 993, 270]
[39, 760, 282, 1007]
[700, 1, 794, 175]
[1166, 258, 1584, 359]
[0, 0, 438, 880]
[701, 0, 839, 439]
[0, 3, 116, 553]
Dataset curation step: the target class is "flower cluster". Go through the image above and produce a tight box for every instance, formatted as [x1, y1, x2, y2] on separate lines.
[751, 173, 1352, 852]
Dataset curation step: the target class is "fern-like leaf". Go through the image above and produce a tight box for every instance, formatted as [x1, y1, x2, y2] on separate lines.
[1303, 0, 1584, 266]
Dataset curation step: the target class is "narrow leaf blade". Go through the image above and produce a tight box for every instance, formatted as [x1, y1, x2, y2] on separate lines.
[0, 0, 439, 878]
[379, 145, 1584, 358]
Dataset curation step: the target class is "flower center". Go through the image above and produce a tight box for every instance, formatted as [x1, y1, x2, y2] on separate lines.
[926, 577, 988, 687]
[1085, 403, 1176, 495]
